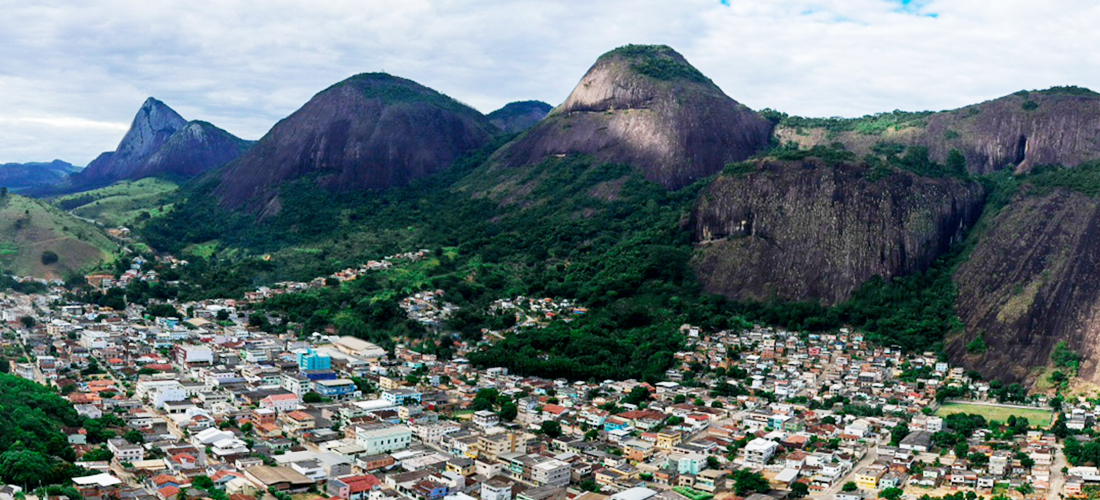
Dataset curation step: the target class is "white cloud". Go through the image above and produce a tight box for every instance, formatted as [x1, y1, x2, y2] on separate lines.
[1, 0, 1100, 164]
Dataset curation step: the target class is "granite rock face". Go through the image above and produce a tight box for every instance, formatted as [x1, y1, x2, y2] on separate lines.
[492, 45, 773, 190]
[949, 187, 1100, 383]
[691, 160, 985, 305]
[215, 73, 498, 215]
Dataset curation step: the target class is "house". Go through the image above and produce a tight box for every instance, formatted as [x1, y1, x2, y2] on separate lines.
[328, 474, 382, 500]
[260, 393, 300, 412]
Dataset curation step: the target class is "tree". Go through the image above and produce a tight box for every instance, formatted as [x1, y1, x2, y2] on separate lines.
[624, 386, 650, 406]
[842, 482, 858, 492]
[216, 309, 231, 321]
[706, 455, 720, 469]
[584, 429, 599, 441]
[192, 476, 214, 489]
[673, 394, 687, 404]
[879, 487, 903, 500]
[40, 251, 59, 266]
[19, 316, 34, 328]
[540, 420, 562, 439]
[124, 429, 145, 444]
[733, 470, 770, 495]
[946, 149, 967, 176]
[303, 392, 323, 403]
[965, 335, 986, 355]
[1016, 483, 1034, 495]
[0, 450, 54, 487]
[498, 403, 518, 422]
[790, 482, 809, 499]
[890, 422, 909, 447]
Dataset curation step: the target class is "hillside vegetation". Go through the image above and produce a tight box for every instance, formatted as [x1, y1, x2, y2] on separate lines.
[54, 177, 179, 227]
[0, 195, 117, 278]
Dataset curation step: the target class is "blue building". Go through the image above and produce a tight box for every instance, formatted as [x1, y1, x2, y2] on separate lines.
[313, 378, 361, 400]
[297, 349, 332, 371]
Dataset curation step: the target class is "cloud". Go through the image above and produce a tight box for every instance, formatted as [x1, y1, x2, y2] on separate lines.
[1, 0, 1099, 164]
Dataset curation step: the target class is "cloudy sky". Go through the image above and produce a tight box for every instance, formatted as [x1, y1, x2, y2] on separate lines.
[2, 0, 1099, 165]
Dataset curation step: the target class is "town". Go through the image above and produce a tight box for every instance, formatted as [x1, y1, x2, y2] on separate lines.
[0, 256, 1091, 500]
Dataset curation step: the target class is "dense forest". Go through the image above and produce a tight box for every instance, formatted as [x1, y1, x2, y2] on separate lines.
[0, 374, 85, 488]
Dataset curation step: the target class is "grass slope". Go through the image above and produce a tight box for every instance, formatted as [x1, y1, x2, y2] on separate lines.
[53, 178, 178, 227]
[0, 195, 118, 278]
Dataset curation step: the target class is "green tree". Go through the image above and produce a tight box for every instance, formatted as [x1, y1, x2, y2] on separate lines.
[842, 482, 858, 493]
[0, 450, 54, 487]
[540, 420, 562, 439]
[303, 392, 323, 403]
[734, 470, 770, 495]
[890, 422, 909, 447]
[498, 402, 518, 422]
[790, 482, 809, 499]
[192, 476, 214, 489]
[879, 488, 903, 500]
[965, 335, 986, 355]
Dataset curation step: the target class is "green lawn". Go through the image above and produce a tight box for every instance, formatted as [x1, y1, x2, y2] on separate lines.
[935, 402, 1052, 427]
[672, 487, 713, 500]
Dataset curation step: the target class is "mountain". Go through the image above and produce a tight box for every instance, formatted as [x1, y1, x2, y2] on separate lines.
[487, 100, 552, 133]
[214, 73, 499, 214]
[68, 98, 250, 190]
[775, 86, 1100, 175]
[0, 195, 117, 279]
[134, 46, 1100, 386]
[490, 45, 774, 190]
[692, 159, 984, 305]
[0, 160, 81, 191]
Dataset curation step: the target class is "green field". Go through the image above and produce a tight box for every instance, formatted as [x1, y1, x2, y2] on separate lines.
[936, 402, 1053, 427]
[53, 178, 179, 227]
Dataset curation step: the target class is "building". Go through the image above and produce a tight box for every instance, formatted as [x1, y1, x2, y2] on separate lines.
[297, 349, 332, 372]
[480, 477, 513, 500]
[108, 438, 145, 462]
[313, 379, 361, 401]
[354, 425, 413, 455]
[174, 345, 214, 367]
[135, 380, 187, 408]
[328, 474, 382, 500]
[474, 411, 500, 429]
[260, 393, 300, 413]
[744, 438, 778, 466]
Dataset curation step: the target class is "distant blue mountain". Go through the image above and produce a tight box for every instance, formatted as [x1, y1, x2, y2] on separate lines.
[0, 160, 81, 191]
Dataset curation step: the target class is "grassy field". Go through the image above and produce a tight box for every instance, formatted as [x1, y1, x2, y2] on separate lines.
[53, 178, 178, 227]
[936, 402, 1053, 427]
[0, 195, 118, 278]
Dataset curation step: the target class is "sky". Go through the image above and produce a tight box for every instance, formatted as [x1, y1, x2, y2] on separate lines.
[2, 0, 1100, 165]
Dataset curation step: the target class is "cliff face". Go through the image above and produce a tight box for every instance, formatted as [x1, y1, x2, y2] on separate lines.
[949, 187, 1100, 383]
[777, 88, 1100, 175]
[215, 73, 498, 214]
[492, 45, 773, 190]
[73, 98, 248, 189]
[692, 160, 985, 305]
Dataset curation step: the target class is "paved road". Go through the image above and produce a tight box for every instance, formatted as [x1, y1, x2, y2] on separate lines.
[1049, 444, 1066, 500]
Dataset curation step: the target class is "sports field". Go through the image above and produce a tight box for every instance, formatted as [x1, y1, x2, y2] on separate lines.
[935, 402, 1052, 427]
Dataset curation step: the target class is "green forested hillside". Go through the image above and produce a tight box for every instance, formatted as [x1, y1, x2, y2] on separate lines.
[137, 139, 981, 380]
[0, 374, 83, 487]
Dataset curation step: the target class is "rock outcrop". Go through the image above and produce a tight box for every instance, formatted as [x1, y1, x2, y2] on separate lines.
[692, 160, 985, 305]
[487, 101, 552, 134]
[71, 98, 249, 189]
[215, 73, 499, 214]
[777, 87, 1100, 175]
[492, 45, 773, 189]
[949, 187, 1100, 383]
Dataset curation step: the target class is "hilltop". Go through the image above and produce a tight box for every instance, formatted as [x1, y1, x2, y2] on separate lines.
[488, 45, 773, 190]
[214, 73, 499, 215]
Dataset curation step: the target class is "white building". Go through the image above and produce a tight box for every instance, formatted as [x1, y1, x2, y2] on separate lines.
[135, 380, 187, 408]
[473, 411, 500, 429]
[744, 438, 778, 466]
[355, 425, 412, 455]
